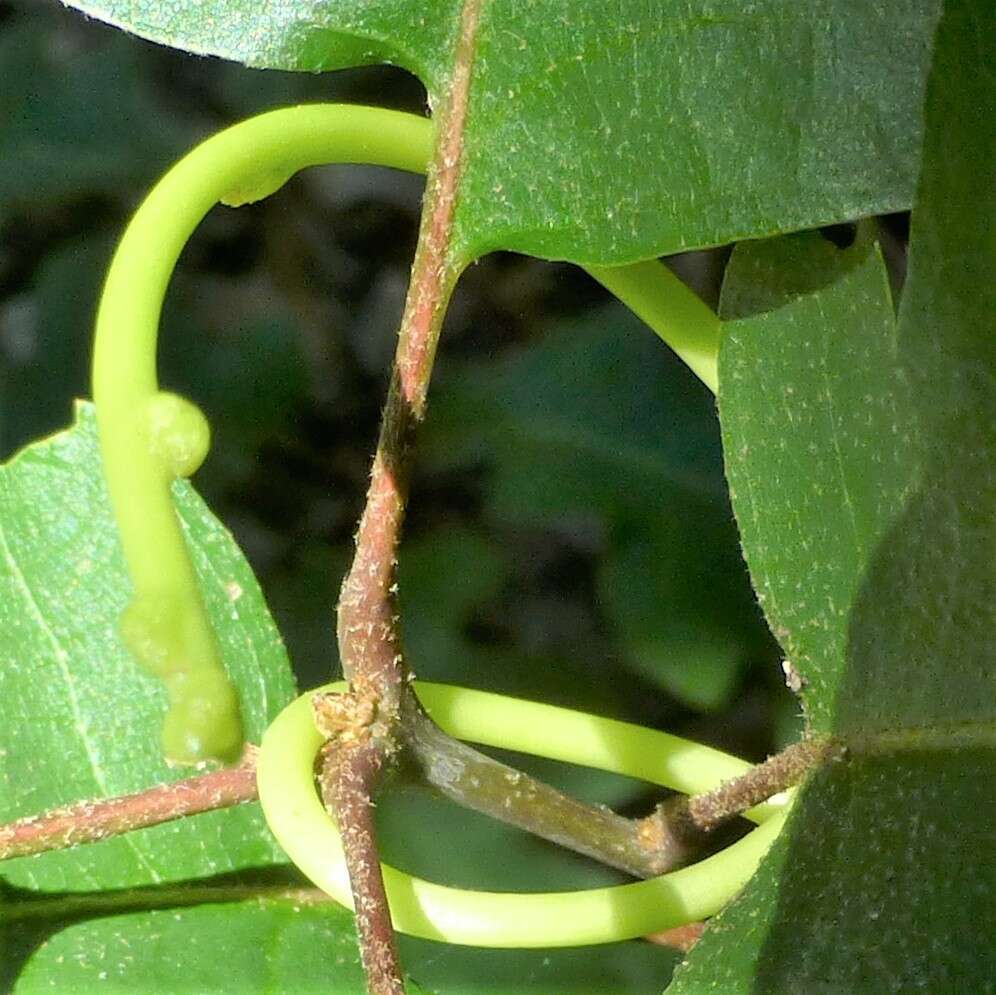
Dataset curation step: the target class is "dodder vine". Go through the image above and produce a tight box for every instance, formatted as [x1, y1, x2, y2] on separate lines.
[78, 103, 818, 988]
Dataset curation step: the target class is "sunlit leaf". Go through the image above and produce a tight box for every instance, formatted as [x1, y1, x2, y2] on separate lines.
[60, 0, 940, 263]
[672, 4, 995, 986]
[0, 403, 296, 892]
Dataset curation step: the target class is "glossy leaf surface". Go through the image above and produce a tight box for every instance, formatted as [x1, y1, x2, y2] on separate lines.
[10, 899, 424, 995]
[61, 0, 941, 264]
[0, 403, 297, 892]
[671, 2, 995, 988]
[6, 891, 672, 995]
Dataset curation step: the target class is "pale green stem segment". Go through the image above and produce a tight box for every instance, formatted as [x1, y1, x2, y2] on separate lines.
[587, 261, 721, 393]
[257, 683, 790, 948]
[92, 106, 434, 764]
[93, 103, 720, 764]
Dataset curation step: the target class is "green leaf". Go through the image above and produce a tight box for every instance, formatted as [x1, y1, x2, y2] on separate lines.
[671, 3, 996, 988]
[424, 306, 770, 712]
[7, 888, 671, 995]
[0, 403, 297, 892]
[667, 747, 995, 994]
[717, 230, 914, 732]
[62, 0, 454, 77]
[61, 0, 941, 263]
[9, 898, 428, 995]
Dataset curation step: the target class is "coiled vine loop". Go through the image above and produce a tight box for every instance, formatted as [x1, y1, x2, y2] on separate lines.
[257, 682, 789, 947]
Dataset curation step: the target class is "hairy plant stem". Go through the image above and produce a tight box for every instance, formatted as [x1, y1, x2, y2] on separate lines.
[318, 740, 405, 995]
[686, 737, 841, 831]
[0, 745, 258, 861]
[642, 737, 842, 842]
[329, 3, 483, 992]
[401, 704, 699, 877]
[335, 0, 480, 701]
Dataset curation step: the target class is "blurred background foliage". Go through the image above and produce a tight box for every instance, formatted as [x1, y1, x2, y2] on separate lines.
[0, 3, 804, 983]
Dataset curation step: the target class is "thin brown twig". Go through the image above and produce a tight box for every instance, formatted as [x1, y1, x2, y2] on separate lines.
[318, 738, 404, 995]
[639, 737, 844, 844]
[403, 706, 698, 877]
[335, 0, 484, 702]
[685, 736, 843, 831]
[328, 2, 484, 991]
[0, 745, 258, 862]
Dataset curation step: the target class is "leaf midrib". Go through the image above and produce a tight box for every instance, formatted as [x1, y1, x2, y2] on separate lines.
[845, 719, 996, 755]
[0, 482, 165, 885]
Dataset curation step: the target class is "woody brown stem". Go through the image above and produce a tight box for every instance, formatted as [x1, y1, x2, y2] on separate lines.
[318, 739, 404, 995]
[328, 3, 484, 991]
[685, 736, 841, 831]
[335, 0, 482, 701]
[639, 737, 842, 845]
[0, 745, 258, 861]
[403, 706, 698, 877]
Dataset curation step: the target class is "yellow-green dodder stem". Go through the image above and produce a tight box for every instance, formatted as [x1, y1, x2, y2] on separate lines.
[587, 260, 721, 394]
[92, 106, 434, 763]
[257, 682, 790, 948]
[92, 103, 721, 764]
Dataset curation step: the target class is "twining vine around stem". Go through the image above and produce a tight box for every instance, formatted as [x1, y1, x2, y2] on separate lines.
[86, 100, 790, 993]
[257, 682, 793, 948]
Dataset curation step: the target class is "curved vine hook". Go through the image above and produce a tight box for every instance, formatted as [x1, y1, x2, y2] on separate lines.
[93, 102, 721, 764]
[92, 105, 434, 763]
